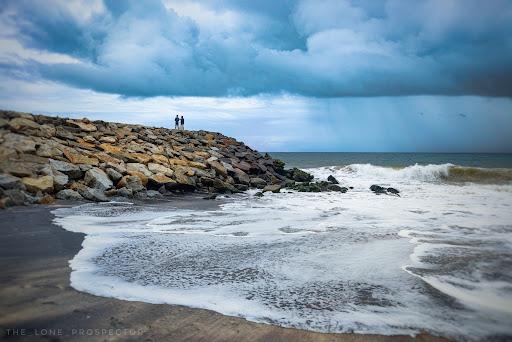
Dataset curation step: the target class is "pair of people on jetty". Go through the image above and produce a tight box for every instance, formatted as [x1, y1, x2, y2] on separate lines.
[174, 115, 185, 130]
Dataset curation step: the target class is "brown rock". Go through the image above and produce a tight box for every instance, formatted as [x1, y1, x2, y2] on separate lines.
[123, 152, 151, 164]
[99, 136, 116, 143]
[168, 158, 189, 166]
[36, 143, 63, 158]
[99, 143, 123, 154]
[66, 119, 97, 132]
[148, 163, 174, 176]
[8, 117, 40, 131]
[2, 133, 36, 153]
[174, 168, 196, 186]
[38, 124, 56, 138]
[151, 154, 169, 165]
[209, 160, 228, 177]
[2, 161, 43, 178]
[189, 161, 207, 169]
[149, 173, 176, 186]
[126, 163, 152, 177]
[38, 194, 55, 204]
[117, 175, 144, 192]
[83, 135, 96, 143]
[233, 168, 250, 185]
[76, 138, 96, 150]
[127, 171, 148, 186]
[62, 148, 99, 166]
[233, 161, 251, 173]
[22, 175, 54, 194]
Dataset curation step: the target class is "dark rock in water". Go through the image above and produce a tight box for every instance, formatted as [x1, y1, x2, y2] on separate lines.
[370, 184, 400, 196]
[203, 194, 217, 200]
[254, 191, 264, 197]
[349, 186, 354, 189]
[327, 175, 339, 184]
[370, 185, 385, 192]
[290, 182, 322, 192]
[288, 168, 314, 182]
[387, 187, 400, 196]
[327, 184, 343, 192]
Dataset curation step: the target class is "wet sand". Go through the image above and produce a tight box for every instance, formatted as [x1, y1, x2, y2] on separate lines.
[0, 198, 450, 341]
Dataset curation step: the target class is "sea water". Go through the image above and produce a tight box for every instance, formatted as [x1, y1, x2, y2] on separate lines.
[52, 153, 512, 341]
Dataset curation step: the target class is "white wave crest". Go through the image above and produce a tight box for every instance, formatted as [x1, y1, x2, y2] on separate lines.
[309, 163, 453, 183]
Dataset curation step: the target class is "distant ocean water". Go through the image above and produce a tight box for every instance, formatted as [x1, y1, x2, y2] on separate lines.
[53, 152, 512, 341]
[269, 152, 512, 169]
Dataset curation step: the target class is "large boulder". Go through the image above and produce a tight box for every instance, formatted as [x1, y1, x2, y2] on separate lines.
[327, 175, 339, 184]
[149, 173, 176, 187]
[56, 189, 83, 201]
[0, 174, 24, 190]
[78, 186, 108, 202]
[148, 163, 174, 177]
[8, 117, 40, 131]
[288, 168, 314, 182]
[211, 179, 237, 193]
[117, 187, 133, 198]
[62, 148, 99, 166]
[250, 177, 267, 188]
[84, 168, 113, 190]
[22, 176, 54, 194]
[209, 160, 228, 177]
[117, 175, 145, 193]
[2, 133, 36, 153]
[233, 168, 250, 185]
[49, 159, 82, 178]
[106, 168, 123, 182]
[233, 161, 251, 173]
[126, 163, 153, 177]
[53, 173, 69, 192]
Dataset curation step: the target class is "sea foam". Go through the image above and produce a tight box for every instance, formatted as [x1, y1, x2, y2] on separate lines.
[52, 165, 512, 341]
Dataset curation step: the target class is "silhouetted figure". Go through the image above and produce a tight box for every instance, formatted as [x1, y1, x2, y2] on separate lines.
[174, 115, 180, 129]
[180, 115, 185, 130]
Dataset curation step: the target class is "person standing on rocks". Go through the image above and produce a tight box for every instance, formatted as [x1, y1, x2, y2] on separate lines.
[174, 115, 180, 129]
[180, 115, 185, 130]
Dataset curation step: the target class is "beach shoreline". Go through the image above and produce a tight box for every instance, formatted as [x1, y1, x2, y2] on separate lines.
[0, 197, 450, 342]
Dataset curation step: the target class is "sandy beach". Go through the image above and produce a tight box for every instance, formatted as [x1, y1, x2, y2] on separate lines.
[0, 197, 449, 342]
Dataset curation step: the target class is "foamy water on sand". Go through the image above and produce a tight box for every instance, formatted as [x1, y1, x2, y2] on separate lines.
[53, 163, 512, 341]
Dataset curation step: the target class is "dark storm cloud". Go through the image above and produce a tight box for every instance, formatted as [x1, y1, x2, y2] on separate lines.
[1, 0, 512, 97]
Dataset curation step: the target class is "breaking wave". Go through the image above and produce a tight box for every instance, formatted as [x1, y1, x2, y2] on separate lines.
[313, 163, 512, 184]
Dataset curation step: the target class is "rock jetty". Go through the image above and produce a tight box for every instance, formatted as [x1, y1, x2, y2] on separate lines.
[0, 110, 321, 208]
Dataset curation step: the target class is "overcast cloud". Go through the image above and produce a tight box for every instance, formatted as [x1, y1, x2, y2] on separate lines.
[0, 0, 511, 151]
[2, 0, 512, 97]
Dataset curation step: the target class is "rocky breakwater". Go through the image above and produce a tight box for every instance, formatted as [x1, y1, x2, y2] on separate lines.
[0, 110, 309, 208]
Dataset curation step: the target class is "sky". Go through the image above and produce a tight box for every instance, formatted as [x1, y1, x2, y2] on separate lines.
[0, 0, 511, 152]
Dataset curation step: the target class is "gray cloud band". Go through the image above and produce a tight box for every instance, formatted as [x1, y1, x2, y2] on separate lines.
[2, 0, 511, 98]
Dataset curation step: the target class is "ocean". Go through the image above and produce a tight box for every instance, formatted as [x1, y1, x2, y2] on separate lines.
[52, 153, 512, 341]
